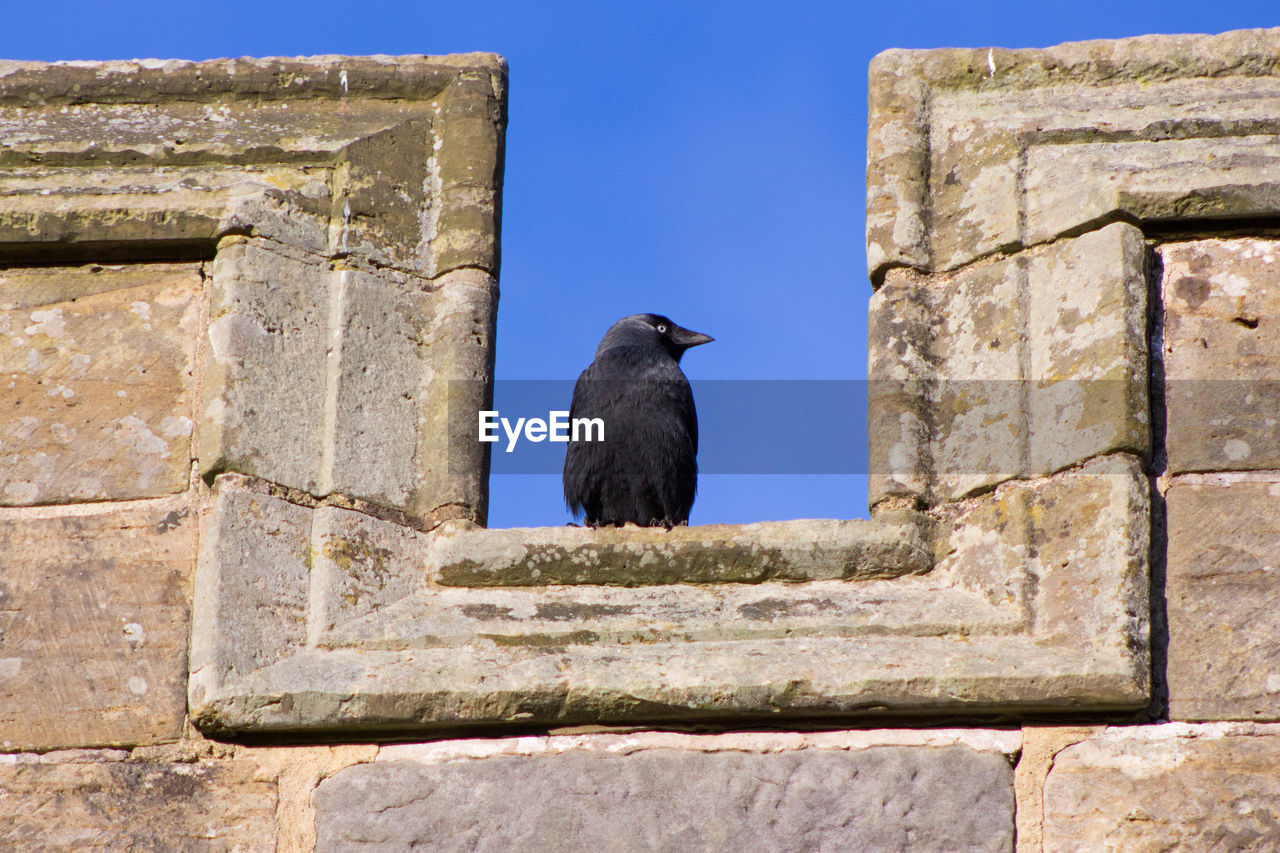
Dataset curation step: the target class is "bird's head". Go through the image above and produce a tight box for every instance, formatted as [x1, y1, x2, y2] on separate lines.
[597, 314, 714, 362]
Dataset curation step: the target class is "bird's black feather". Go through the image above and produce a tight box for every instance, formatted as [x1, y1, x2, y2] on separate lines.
[563, 314, 713, 527]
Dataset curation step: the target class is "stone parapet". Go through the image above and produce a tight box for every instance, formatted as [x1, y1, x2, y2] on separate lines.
[4, 27, 1280, 851]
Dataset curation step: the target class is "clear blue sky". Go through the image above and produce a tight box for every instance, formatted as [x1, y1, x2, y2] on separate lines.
[12, 2, 1276, 526]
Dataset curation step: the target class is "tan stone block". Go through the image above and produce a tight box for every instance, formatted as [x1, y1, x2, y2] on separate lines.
[0, 498, 195, 750]
[1014, 726, 1102, 853]
[0, 262, 201, 505]
[0, 756, 277, 850]
[1042, 722, 1280, 852]
[1167, 475, 1280, 721]
[189, 479, 312, 714]
[243, 743, 378, 853]
[1162, 238, 1280, 472]
[1026, 137, 1280, 249]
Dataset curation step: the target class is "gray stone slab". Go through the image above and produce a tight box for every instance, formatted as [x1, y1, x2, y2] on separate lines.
[199, 242, 494, 523]
[323, 268, 438, 511]
[199, 237, 332, 494]
[315, 745, 1014, 853]
[1167, 475, 1280, 721]
[412, 267, 498, 523]
[309, 503, 431, 644]
[1162, 238, 1280, 473]
[0, 498, 195, 750]
[1043, 723, 1280, 852]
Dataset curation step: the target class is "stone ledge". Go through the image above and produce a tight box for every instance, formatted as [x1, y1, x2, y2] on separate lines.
[0, 53, 505, 106]
[0, 55, 507, 280]
[426, 511, 932, 587]
[188, 455, 1149, 734]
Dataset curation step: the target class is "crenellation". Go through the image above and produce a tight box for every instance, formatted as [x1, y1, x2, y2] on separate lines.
[4, 30, 1280, 849]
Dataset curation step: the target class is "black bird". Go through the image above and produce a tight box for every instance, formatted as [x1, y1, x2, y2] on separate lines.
[563, 314, 714, 527]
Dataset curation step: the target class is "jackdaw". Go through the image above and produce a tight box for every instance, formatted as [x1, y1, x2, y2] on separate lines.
[563, 313, 714, 527]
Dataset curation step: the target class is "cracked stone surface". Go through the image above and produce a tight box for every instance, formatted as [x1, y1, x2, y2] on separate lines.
[869, 223, 1148, 506]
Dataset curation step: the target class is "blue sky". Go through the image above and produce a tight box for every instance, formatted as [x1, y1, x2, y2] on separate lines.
[11, 2, 1277, 527]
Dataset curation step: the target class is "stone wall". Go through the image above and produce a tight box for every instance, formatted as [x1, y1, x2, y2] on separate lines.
[3, 29, 1280, 851]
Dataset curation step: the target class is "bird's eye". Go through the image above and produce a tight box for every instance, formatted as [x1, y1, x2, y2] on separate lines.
[656, 324, 667, 333]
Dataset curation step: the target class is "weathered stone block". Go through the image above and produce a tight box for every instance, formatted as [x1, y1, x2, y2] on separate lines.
[331, 266, 495, 522]
[870, 223, 1148, 506]
[309, 503, 430, 643]
[199, 241, 493, 521]
[188, 479, 312, 713]
[1167, 474, 1280, 721]
[868, 28, 1280, 277]
[199, 238, 332, 495]
[315, 743, 1014, 852]
[1014, 726, 1102, 853]
[1042, 722, 1280, 852]
[0, 755, 277, 850]
[0, 54, 505, 526]
[323, 267, 437, 513]
[1025, 137, 1280, 249]
[416, 267, 497, 522]
[1162, 238, 1280, 473]
[0, 498, 194, 750]
[332, 68, 504, 277]
[0, 262, 201, 505]
[0, 54, 507, 280]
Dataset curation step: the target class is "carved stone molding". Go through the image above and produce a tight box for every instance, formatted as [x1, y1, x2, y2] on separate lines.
[1, 46, 1178, 736]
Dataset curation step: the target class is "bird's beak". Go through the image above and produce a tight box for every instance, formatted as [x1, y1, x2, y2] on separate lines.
[672, 327, 714, 348]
